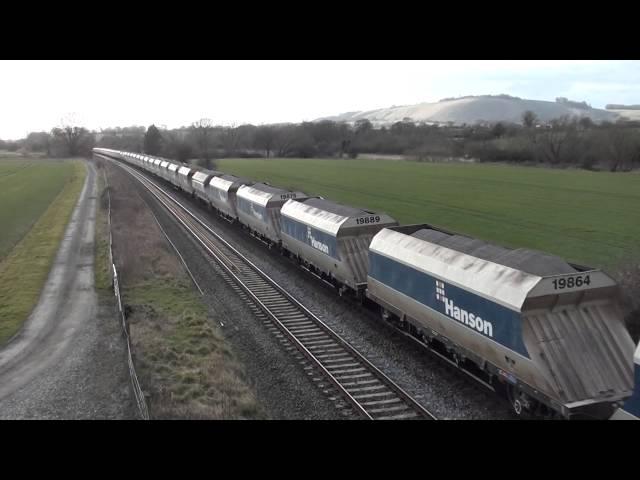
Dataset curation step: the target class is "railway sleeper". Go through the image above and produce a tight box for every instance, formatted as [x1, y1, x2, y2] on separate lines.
[352, 390, 397, 400]
[346, 384, 388, 393]
[360, 398, 404, 407]
[263, 300, 292, 307]
[287, 326, 322, 334]
[368, 404, 412, 415]
[249, 288, 277, 295]
[280, 317, 312, 324]
[314, 352, 351, 360]
[340, 378, 380, 386]
[296, 332, 330, 340]
[375, 412, 421, 420]
[281, 321, 313, 329]
[312, 347, 347, 355]
[335, 373, 374, 382]
[331, 367, 367, 375]
[271, 308, 303, 315]
[278, 314, 309, 321]
[305, 339, 337, 347]
[322, 359, 360, 367]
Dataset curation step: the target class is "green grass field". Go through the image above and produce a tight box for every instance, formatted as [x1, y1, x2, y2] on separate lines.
[218, 158, 640, 269]
[0, 158, 86, 344]
[0, 158, 79, 260]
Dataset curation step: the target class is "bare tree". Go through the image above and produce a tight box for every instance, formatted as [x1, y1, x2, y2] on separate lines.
[602, 124, 639, 172]
[522, 110, 538, 128]
[51, 114, 92, 157]
[254, 126, 276, 158]
[192, 118, 215, 169]
[274, 125, 299, 157]
[221, 123, 245, 157]
[535, 116, 578, 164]
[144, 124, 163, 155]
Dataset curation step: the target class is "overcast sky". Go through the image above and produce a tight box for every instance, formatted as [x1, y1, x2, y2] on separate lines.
[1, 60, 639, 140]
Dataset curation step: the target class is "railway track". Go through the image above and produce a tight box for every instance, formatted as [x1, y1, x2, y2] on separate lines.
[107, 157, 436, 420]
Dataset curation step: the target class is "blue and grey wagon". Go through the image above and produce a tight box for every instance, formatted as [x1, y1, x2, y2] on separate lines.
[366, 224, 635, 418]
[236, 183, 309, 245]
[280, 197, 398, 293]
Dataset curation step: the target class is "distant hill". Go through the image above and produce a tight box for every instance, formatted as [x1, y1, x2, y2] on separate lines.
[317, 95, 620, 126]
[606, 104, 640, 110]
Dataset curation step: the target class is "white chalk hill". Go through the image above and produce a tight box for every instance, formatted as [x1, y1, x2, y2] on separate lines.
[317, 96, 620, 126]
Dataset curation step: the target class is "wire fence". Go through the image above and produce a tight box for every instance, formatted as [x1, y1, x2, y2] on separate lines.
[103, 167, 150, 420]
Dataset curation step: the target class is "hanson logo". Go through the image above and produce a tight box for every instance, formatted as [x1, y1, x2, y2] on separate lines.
[435, 280, 494, 338]
[307, 226, 329, 254]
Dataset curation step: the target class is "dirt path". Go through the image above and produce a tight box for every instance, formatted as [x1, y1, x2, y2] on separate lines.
[0, 160, 136, 419]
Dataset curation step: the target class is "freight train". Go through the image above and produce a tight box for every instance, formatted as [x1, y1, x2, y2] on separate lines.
[93, 147, 637, 420]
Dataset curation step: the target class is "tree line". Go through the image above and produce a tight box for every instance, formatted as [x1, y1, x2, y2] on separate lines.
[3, 111, 640, 172]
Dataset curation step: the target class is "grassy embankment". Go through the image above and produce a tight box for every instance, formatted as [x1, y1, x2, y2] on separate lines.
[101, 162, 261, 418]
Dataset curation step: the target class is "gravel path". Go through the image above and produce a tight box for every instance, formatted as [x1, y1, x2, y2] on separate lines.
[118, 164, 516, 420]
[0, 160, 136, 419]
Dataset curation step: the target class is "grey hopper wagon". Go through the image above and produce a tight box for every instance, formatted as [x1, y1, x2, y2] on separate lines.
[166, 163, 180, 185]
[192, 169, 221, 203]
[280, 197, 398, 293]
[158, 161, 172, 182]
[236, 183, 309, 245]
[366, 224, 635, 418]
[150, 158, 162, 176]
[206, 174, 253, 221]
[176, 166, 195, 194]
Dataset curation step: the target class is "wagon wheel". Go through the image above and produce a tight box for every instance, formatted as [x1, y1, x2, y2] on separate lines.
[506, 384, 531, 417]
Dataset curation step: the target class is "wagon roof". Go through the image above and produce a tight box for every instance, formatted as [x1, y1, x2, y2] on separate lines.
[371, 228, 542, 311]
[192, 170, 217, 183]
[281, 199, 350, 236]
[411, 229, 577, 277]
[237, 183, 298, 207]
[303, 197, 367, 217]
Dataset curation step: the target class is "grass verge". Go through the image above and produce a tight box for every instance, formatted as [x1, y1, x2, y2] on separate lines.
[125, 277, 262, 419]
[0, 160, 87, 344]
[104, 161, 262, 419]
[94, 166, 112, 295]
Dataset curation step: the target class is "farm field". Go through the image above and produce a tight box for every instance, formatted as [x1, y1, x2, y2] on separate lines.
[218, 158, 640, 269]
[0, 158, 79, 260]
[0, 158, 86, 344]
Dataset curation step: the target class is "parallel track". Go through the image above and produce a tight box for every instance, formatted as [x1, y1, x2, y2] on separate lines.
[106, 157, 436, 420]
